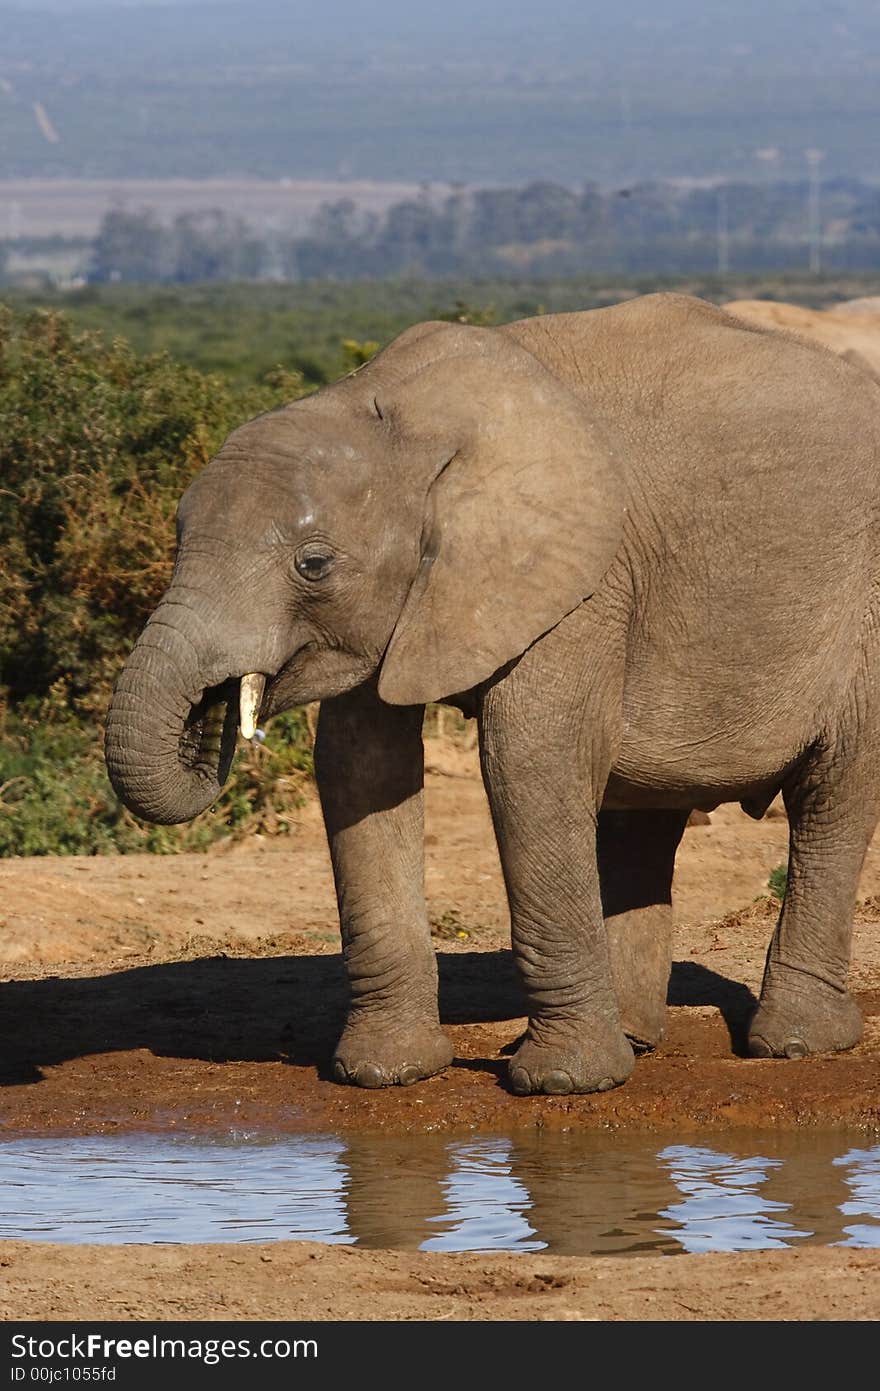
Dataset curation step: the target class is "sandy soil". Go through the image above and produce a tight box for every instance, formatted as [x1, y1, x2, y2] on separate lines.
[2, 734, 880, 1321]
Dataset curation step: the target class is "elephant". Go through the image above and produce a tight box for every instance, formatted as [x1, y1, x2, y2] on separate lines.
[105, 291, 880, 1096]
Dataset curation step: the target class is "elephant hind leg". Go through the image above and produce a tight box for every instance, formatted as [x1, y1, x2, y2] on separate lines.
[598, 809, 689, 1050]
[748, 732, 879, 1061]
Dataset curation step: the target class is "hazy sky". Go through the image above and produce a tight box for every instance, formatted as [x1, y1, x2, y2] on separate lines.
[2, 1, 879, 184]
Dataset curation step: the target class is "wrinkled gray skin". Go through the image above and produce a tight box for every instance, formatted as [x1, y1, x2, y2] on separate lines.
[105, 293, 880, 1095]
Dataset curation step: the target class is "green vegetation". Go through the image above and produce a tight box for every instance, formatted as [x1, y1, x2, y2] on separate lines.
[4, 272, 877, 389]
[0, 699, 314, 856]
[768, 865, 788, 901]
[0, 304, 312, 855]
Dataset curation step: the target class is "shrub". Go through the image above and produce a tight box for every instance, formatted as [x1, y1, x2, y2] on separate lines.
[0, 305, 314, 854]
[0, 685, 314, 857]
[767, 864, 788, 901]
[0, 306, 305, 714]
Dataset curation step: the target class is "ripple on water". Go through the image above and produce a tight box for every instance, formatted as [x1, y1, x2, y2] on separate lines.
[0, 1129, 878, 1256]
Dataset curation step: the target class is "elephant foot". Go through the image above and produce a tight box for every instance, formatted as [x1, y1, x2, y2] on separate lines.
[507, 1027, 635, 1096]
[619, 998, 667, 1053]
[332, 1020, 454, 1088]
[748, 964, 863, 1059]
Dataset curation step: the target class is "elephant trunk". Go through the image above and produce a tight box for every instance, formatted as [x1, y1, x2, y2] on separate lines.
[105, 597, 262, 825]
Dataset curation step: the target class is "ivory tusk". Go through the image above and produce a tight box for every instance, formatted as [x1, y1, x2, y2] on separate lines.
[239, 672, 266, 740]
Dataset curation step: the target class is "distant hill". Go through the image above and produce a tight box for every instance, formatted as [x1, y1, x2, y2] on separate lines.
[1, 1, 879, 184]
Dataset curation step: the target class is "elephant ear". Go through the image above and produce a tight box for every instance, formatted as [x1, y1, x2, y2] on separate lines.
[377, 325, 625, 706]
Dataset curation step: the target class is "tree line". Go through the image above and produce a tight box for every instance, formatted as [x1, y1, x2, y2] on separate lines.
[72, 178, 880, 285]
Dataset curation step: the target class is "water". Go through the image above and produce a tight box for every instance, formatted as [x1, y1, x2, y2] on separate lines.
[0, 1129, 878, 1256]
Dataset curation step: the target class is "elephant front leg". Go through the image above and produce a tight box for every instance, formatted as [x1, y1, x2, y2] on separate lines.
[479, 683, 635, 1096]
[315, 682, 454, 1087]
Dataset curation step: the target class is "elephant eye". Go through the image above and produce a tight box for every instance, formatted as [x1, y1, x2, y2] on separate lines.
[293, 545, 336, 582]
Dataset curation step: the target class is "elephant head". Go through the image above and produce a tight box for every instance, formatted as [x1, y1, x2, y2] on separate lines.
[105, 320, 624, 824]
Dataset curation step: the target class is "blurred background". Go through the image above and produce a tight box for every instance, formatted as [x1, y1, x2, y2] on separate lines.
[2, 0, 880, 286]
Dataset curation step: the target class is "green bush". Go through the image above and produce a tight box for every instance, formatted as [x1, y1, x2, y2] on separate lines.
[768, 864, 788, 901]
[0, 686, 314, 857]
[0, 306, 307, 713]
[0, 305, 314, 855]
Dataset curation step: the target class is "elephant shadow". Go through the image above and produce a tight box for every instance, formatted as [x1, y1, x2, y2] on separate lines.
[665, 960, 757, 1054]
[0, 951, 755, 1087]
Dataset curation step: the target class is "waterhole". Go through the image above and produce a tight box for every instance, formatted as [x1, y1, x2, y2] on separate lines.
[1, 1129, 878, 1256]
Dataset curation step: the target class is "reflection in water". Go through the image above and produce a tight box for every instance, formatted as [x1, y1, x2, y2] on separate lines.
[835, 1147, 880, 1247]
[0, 1131, 878, 1255]
[509, 1134, 684, 1257]
[341, 1133, 450, 1251]
[656, 1146, 811, 1252]
[421, 1139, 541, 1252]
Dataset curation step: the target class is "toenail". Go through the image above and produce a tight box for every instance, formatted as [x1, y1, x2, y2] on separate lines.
[542, 1070, 574, 1095]
[508, 1067, 532, 1095]
[354, 1063, 385, 1088]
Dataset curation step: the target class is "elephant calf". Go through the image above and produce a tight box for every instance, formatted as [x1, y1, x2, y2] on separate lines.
[106, 293, 880, 1095]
